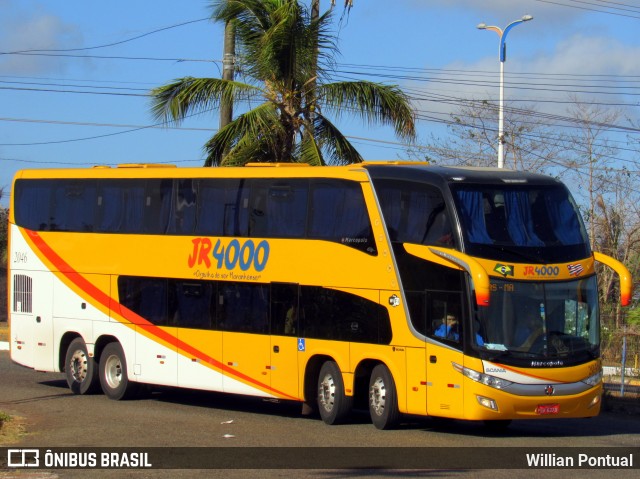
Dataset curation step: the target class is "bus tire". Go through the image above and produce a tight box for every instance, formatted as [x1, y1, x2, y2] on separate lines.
[64, 337, 99, 395]
[99, 342, 138, 400]
[369, 364, 400, 430]
[317, 361, 353, 425]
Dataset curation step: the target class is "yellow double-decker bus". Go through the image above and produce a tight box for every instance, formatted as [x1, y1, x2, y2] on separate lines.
[8, 162, 632, 429]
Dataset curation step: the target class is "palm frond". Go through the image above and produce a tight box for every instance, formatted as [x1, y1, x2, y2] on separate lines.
[297, 129, 325, 166]
[204, 102, 283, 165]
[313, 114, 363, 165]
[150, 77, 261, 124]
[318, 81, 416, 140]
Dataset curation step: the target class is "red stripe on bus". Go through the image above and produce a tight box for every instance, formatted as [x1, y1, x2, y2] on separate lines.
[25, 229, 298, 400]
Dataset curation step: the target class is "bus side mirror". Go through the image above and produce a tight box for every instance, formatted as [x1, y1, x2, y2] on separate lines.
[593, 252, 633, 307]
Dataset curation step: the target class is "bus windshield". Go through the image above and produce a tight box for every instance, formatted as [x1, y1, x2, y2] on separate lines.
[476, 276, 600, 365]
[451, 184, 590, 264]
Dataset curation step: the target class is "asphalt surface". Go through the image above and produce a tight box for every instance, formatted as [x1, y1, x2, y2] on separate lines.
[0, 350, 639, 479]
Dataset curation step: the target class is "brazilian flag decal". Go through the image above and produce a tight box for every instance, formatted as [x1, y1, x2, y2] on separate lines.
[494, 264, 514, 277]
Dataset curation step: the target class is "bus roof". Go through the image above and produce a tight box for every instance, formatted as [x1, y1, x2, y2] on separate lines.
[13, 161, 562, 186]
[362, 163, 563, 187]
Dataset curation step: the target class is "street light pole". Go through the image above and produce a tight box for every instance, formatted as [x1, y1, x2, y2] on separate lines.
[477, 15, 533, 169]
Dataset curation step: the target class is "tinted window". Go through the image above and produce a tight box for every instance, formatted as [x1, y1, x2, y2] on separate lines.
[196, 179, 247, 236]
[270, 283, 299, 336]
[119, 276, 172, 326]
[217, 282, 269, 334]
[452, 184, 591, 263]
[299, 286, 391, 344]
[14, 179, 53, 230]
[247, 180, 308, 238]
[143, 180, 173, 234]
[174, 281, 215, 329]
[117, 276, 391, 344]
[309, 180, 376, 254]
[374, 179, 453, 247]
[51, 181, 98, 232]
[14, 178, 377, 254]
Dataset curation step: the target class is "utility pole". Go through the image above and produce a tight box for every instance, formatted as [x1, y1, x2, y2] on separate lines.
[218, 21, 235, 163]
[309, 0, 320, 123]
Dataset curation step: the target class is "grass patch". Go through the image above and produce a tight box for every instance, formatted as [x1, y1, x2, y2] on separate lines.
[0, 411, 26, 446]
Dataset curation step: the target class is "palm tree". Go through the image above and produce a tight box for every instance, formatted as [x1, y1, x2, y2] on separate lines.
[150, 0, 415, 166]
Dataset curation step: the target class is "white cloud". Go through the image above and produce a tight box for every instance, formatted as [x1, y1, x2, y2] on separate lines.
[529, 34, 640, 76]
[412, 33, 640, 129]
[0, 5, 83, 74]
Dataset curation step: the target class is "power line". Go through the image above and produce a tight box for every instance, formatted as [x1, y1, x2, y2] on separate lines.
[1, 18, 210, 55]
[533, 0, 640, 19]
[2, 52, 218, 64]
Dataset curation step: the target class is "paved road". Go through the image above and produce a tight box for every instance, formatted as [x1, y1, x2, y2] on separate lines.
[0, 350, 639, 479]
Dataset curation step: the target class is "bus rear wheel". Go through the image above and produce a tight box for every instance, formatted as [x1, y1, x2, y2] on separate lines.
[317, 361, 353, 425]
[369, 364, 400, 430]
[65, 338, 99, 395]
[99, 342, 138, 400]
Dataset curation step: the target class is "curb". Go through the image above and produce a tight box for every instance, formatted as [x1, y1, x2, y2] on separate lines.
[0, 341, 8, 351]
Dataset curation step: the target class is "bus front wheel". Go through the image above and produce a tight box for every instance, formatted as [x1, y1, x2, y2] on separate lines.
[369, 364, 400, 430]
[317, 361, 353, 425]
[64, 337, 99, 395]
[99, 342, 138, 400]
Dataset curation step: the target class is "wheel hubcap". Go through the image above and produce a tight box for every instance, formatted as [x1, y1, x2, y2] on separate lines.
[69, 350, 87, 382]
[319, 373, 336, 412]
[370, 376, 386, 416]
[104, 354, 123, 390]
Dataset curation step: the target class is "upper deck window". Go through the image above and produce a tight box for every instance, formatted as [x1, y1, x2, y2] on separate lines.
[14, 177, 376, 255]
[373, 179, 454, 247]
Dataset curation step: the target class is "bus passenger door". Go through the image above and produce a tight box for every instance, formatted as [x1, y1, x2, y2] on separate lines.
[269, 336, 299, 399]
[269, 283, 300, 400]
[426, 341, 464, 418]
[10, 271, 54, 371]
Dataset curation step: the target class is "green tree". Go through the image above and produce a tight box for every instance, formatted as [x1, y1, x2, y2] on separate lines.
[151, 0, 415, 166]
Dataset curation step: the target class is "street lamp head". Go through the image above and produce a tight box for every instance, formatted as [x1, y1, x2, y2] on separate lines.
[477, 23, 488, 30]
[521, 14, 533, 22]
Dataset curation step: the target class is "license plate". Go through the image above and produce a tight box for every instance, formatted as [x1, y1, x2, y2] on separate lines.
[536, 404, 560, 415]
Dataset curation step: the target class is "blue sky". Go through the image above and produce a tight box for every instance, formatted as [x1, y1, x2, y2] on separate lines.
[1, 0, 639, 206]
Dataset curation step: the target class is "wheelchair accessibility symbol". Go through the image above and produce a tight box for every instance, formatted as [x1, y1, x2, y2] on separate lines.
[297, 338, 306, 352]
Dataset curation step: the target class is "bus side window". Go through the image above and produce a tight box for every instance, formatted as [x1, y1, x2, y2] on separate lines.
[218, 283, 269, 334]
[373, 179, 452, 247]
[174, 281, 214, 329]
[270, 283, 299, 336]
[118, 276, 172, 326]
[144, 179, 173, 234]
[308, 180, 376, 255]
[173, 179, 198, 235]
[298, 286, 391, 345]
[97, 181, 124, 232]
[14, 180, 53, 230]
[246, 180, 309, 239]
[427, 292, 463, 344]
[196, 179, 246, 237]
[51, 181, 97, 232]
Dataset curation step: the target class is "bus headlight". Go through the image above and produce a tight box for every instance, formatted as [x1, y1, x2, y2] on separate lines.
[453, 362, 513, 390]
[582, 370, 602, 387]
